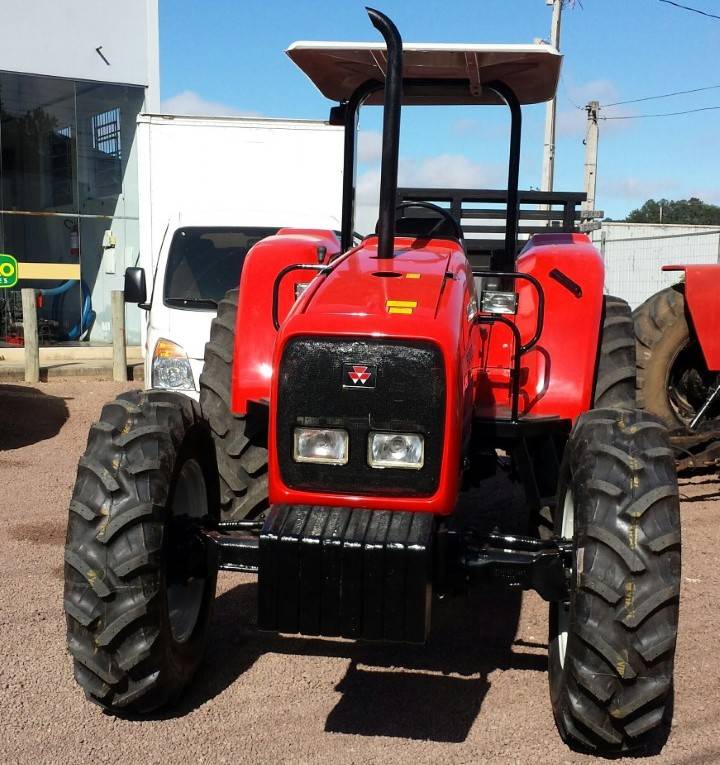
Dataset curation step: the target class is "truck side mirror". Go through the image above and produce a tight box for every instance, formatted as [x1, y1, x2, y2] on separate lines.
[124, 267, 147, 306]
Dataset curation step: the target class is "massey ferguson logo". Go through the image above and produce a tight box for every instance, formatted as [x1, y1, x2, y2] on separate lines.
[343, 363, 377, 388]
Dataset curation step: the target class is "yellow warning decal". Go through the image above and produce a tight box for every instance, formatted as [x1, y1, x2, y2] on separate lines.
[405, 273, 421, 279]
[388, 307, 413, 315]
[386, 300, 417, 308]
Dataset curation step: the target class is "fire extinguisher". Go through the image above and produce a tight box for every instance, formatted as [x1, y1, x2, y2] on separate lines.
[65, 219, 80, 258]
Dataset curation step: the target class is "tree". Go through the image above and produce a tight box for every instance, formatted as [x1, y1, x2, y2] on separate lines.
[625, 197, 720, 225]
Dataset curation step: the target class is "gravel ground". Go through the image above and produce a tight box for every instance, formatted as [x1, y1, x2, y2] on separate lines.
[1, 380, 719, 765]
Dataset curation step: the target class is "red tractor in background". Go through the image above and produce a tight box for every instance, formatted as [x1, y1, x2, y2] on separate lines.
[64, 9, 681, 756]
[635, 264, 720, 470]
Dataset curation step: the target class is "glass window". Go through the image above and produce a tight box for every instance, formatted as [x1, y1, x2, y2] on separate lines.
[0, 214, 82, 343]
[75, 82, 144, 218]
[0, 72, 77, 213]
[0, 73, 144, 346]
[164, 227, 279, 309]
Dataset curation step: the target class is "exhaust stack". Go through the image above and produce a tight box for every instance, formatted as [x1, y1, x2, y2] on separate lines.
[366, 8, 403, 260]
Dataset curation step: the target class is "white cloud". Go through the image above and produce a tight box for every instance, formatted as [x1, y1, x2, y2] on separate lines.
[452, 117, 480, 135]
[160, 90, 261, 118]
[354, 154, 504, 233]
[603, 177, 682, 201]
[358, 130, 383, 164]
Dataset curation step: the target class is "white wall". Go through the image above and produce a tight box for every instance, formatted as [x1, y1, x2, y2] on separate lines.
[593, 223, 720, 309]
[0, 0, 159, 107]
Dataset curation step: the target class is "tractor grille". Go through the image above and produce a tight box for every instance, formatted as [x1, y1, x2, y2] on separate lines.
[276, 336, 445, 496]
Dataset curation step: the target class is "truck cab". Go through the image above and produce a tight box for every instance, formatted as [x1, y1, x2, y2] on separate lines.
[133, 212, 340, 397]
[123, 113, 344, 397]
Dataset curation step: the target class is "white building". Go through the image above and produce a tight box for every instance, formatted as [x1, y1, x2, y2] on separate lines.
[0, 0, 159, 345]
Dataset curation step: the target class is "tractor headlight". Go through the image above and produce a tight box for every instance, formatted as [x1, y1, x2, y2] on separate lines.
[294, 282, 311, 300]
[293, 427, 349, 465]
[151, 338, 195, 390]
[368, 432, 424, 470]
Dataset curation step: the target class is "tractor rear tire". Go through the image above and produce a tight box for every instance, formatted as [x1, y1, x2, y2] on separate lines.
[593, 295, 636, 409]
[549, 408, 680, 755]
[634, 285, 717, 427]
[199, 288, 269, 524]
[537, 295, 635, 537]
[64, 390, 218, 715]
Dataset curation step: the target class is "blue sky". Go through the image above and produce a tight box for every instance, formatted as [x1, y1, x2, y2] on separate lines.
[160, 0, 720, 226]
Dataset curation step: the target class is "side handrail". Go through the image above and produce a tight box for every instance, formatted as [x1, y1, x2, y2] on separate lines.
[472, 270, 544, 352]
[272, 264, 330, 331]
[472, 269, 545, 422]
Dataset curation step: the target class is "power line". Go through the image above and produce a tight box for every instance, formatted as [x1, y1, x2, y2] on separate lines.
[560, 75, 584, 110]
[658, 0, 720, 20]
[600, 104, 720, 120]
[604, 83, 720, 108]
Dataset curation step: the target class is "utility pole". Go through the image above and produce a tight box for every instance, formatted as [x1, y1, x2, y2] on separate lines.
[540, 0, 562, 202]
[583, 100, 599, 214]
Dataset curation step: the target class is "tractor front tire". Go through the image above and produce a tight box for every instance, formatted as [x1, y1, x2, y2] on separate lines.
[549, 408, 680, 755]
[64, 390, 218, 715]
[199, 288, 269, 524]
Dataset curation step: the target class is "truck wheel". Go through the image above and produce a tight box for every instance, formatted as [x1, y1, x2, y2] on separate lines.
[593, 295, 636, 409]
[635, 285, 717, 427]
[199, 288, 269, 524]
[64, 390, 218, 715]
[549, 408, 680, 754]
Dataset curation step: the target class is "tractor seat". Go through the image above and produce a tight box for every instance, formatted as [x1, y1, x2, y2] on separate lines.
[374, 215, 463, 243]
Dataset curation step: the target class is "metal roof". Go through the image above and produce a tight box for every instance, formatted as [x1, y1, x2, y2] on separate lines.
[286, 41, 562, 106]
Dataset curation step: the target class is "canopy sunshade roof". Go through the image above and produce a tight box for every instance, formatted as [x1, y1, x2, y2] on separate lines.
[286, 41, 562, 106]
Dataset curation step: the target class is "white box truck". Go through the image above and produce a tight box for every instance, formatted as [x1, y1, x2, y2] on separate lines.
[131, 113, 344, 397]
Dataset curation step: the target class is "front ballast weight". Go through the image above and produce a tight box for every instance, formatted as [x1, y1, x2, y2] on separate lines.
[199, 504, 573, 646]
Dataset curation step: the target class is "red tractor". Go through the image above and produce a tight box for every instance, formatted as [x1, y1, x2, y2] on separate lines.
[635, 265, 720, 470]
[64, 9, 681, 755]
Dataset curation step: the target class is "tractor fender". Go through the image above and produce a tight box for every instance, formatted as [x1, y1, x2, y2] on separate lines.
[515, 233, 605, 421]
[230, 230, 342, 414]
[662, 264, 720, 371]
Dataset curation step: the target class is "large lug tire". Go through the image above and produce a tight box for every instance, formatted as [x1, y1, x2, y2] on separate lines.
[593, 295, 636, 410]
[549, 408, 681, 754]
[63, 390, 218, 715]
[199, 288, 269, 524]
[634, 285, 717, 427]
[536, 296, 636, 538]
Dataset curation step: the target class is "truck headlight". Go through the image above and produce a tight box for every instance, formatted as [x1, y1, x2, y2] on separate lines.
[368, 432, 424, 470]
[293, 427, 349, 465]
[151, 338, 195, 390]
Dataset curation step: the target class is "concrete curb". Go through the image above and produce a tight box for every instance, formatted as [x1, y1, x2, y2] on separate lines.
[0, 361, 144, 383]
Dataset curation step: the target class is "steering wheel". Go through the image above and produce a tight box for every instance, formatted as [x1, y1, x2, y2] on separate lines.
[394, 201, 464, 241]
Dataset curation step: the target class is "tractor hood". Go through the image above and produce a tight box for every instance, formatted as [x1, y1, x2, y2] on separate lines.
[300, 236, 455, 324]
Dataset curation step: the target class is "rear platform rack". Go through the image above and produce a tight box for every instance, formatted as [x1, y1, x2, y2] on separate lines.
[398, 187, 602, 269]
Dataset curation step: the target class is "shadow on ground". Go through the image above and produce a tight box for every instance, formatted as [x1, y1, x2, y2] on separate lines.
[169, 580, 537, 743]
[0, 385, 69, 450]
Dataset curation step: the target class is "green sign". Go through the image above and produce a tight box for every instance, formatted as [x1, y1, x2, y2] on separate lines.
[0, 254, 18, 288]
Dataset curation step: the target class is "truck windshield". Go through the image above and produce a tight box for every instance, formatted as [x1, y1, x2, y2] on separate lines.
[164, 226, 279, 309]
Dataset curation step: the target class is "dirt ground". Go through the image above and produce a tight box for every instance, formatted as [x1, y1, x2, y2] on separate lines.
[1, 380, 719, 765]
